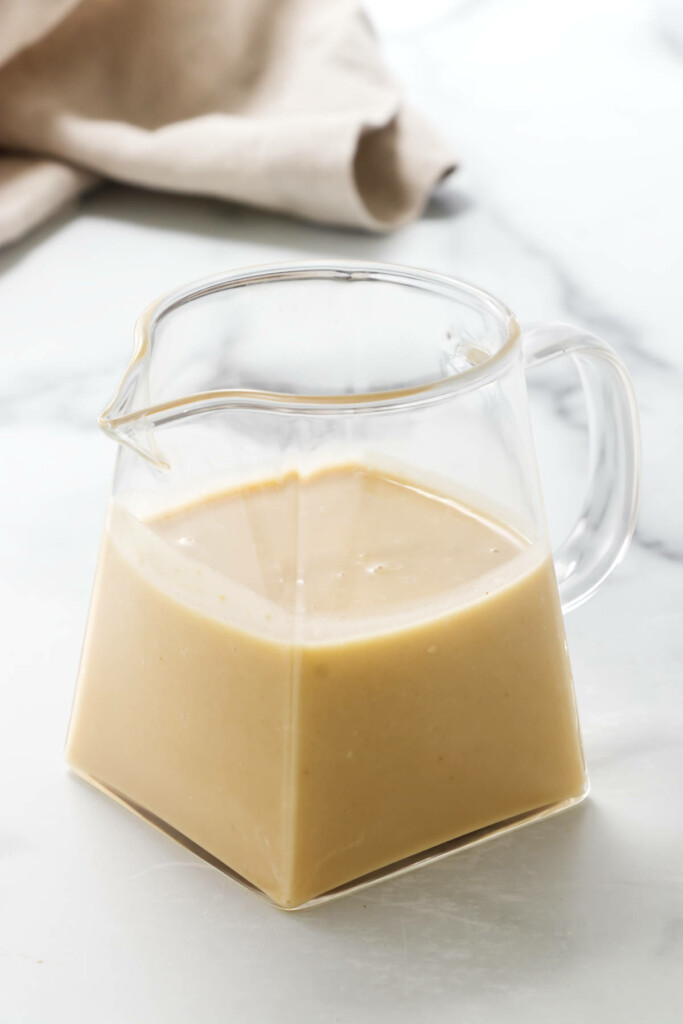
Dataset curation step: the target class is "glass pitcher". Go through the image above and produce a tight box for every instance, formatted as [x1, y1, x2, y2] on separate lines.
[66, 262, 640, 910]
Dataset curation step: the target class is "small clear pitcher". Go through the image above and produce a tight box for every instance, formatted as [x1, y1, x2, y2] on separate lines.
[67, 262, 640, 909]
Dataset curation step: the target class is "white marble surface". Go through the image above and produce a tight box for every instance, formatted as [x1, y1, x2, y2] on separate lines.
[1, 0, 682, 1020]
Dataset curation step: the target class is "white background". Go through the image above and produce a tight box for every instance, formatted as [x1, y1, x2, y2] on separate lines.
[1, 0, 682, 1020]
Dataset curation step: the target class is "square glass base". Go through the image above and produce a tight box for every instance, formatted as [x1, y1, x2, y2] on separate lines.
[70, 766, 589, 911]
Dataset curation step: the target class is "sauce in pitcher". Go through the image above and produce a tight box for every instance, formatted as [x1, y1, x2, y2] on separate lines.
[67, 464, 586, 908]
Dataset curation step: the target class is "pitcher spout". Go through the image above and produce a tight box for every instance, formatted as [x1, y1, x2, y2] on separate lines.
[98, 304, 169, 466]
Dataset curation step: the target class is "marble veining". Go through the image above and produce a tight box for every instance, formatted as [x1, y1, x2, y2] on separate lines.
[1, 1, 682, 1022]
[486, 205, 675, 374]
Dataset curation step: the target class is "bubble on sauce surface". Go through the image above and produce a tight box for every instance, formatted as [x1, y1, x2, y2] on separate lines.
[365, 561, 403, 575]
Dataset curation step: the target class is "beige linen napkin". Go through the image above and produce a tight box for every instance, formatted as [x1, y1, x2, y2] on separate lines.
[0, 0, 456, 247]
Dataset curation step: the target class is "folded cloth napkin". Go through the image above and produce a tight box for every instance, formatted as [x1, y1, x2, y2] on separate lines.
[0, 0, 456, 247]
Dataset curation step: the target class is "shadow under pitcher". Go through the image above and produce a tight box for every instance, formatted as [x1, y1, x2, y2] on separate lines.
[66, 262, 640, 909]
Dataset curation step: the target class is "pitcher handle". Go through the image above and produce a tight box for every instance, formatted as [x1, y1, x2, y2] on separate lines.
[523, 322, 641, 613]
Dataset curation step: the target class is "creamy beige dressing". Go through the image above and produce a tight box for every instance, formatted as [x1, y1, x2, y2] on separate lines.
[67, 464, 586, 907]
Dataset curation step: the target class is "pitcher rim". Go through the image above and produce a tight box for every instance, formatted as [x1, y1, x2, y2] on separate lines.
[100, 260, 521, 430]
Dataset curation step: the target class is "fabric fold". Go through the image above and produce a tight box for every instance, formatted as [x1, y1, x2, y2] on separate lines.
[0, 0, 456, 246]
